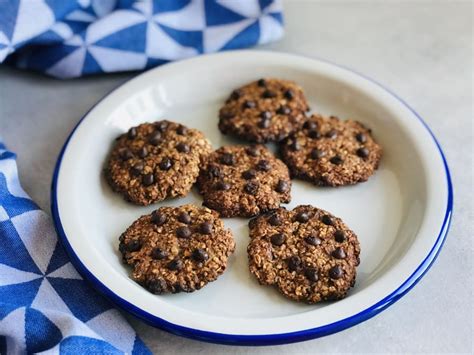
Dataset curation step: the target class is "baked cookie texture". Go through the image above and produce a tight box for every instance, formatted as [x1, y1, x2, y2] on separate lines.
[218, 78, 310, 143]
[197, 144, 291, 218]
[280, 114, 382, 186]
[247, 205, 360, 303]
[119, 204, 235, 294]
[105, 120, 212, 205]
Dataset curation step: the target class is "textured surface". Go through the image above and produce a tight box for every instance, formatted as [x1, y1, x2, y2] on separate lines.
[0, 1, 472, 353]
[248, 206, 360, 303]
[105, 121, 211, 205]
[197, 145, 291, 217]
[119, 205, 235, 294]
[280, 114, 382, 186]
[218, 78, 309, 142]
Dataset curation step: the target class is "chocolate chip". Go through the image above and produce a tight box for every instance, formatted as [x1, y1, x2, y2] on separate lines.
[296, 211, 309, 223]
[262, 90, 276, 98]
[242, 169, 257, 180]
[138, 146, 148, 158]
[330, 155, 343, 165]
[208, 165, 222, 178]
[334, 230, 346, 242]
[257, 159, 271, 171]
[245, 217, 257, 230]
[259, 116, 271, 128]
[259, 111, 271, 120]
[305, 235, 321, 246]
[326, 292, 340, 301]
[326, 129, 337, 139]
[230, 89, 242, 100]
[321, 215, 333, 225]
[243, 100, 256, 109]
[127, 127, 137, 139]
[220, 111, 235, 120]
[131, 162, 144, 175]
[156, 121, 168, 132]
[310, 148, 325, 159]
[176, 125, 188, 135]
[176, 226, 191, 238]
[289, 140, 301, 151]
[177, 212, 191, 224]
[200, 222, 213, 235]
[329, 265, 344, 279]
[151, 211, 167, 225]
[151, 248, 168, 260]
[244, 181, 259, 195]
[276, 106, 291, 115]
[284, 89, 295, 100]
[215, 181, 230, 191]
[308, 130, 321, 139]
[248, 217, 258, 229]
[147, 278, 166, 294]
[176, 142, 190, 153]
[192, 248, 209, 262]
[288, 256, 302, 272]
[304, 267, 319, 282]
[125, 239, 141, 252]
[355, 133, 367, 143]
[270, 233, 286, 246]
[149, 131, 163, 146]
[120, 149, 133, 160]
[246, 145, 260, 157]
[220, 153, 235, 166]
[167, 258, 183, 271]
[357, 147, 369, 158]
[277, 132, 287, 141]
[275, 179, 289, 193]
[257, 78, 266, 87]
[172, 283, 183, 293]
[268, 214, 282, 226]
[332, 247, 346, 259]
[142, 173, 154, 186]
[159, 157, 173, 170]
[304, 121, 317, 130]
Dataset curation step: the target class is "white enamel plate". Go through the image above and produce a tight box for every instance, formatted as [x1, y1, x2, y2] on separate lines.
[51, 51, 452, 345]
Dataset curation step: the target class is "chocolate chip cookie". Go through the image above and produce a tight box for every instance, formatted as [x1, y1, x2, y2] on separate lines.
[247, 205, 360, 303]
[105, 121, 212, 205]
[197, 145, 292, 218]
[218, 78, 309, 143]
[119, 204, 235, 294]
[280, 114, 382, 186]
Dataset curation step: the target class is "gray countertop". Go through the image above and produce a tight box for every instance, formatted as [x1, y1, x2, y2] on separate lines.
[0, 1, 472, 353]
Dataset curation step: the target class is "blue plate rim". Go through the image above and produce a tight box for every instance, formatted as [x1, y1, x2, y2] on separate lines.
[50, 51, 453, 346]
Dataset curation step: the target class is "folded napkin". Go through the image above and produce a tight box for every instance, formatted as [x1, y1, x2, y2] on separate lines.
[0, 0, 284, 78]
[0, 142, 151, 354]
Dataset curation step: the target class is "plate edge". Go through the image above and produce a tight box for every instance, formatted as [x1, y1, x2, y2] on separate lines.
[49, 50, 454, 346]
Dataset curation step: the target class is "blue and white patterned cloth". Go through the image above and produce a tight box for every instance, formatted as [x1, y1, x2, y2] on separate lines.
[0, 0, 284, 78]
[0, 141, 151, 354]
[0, 1, 284, 353]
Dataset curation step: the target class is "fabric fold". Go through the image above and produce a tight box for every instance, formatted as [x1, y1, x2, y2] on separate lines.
[0, 142, 150, 354]
[0, 0, 284, 78]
